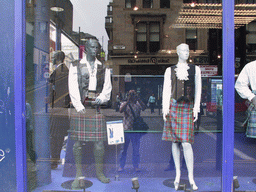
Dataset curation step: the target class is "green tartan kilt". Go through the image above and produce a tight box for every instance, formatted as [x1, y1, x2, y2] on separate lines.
[162, 98, 194, 144]
[246, 103, 256, 138]
[68, 108, 107, 142]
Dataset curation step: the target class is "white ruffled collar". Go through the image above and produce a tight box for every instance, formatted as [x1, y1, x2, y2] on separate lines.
[174, 63, 190, 81]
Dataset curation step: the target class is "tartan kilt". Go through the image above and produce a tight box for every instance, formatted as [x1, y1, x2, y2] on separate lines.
[162, 98, 194, 144]
[246, 103, 256, 138]
[68, 108, 107, 142]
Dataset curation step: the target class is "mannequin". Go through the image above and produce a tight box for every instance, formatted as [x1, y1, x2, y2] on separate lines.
[68, 38, 112, 188]
[235, 60, 256, 138]
[162, 43, 201, 191]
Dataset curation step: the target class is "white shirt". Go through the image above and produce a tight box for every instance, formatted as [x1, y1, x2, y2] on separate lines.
[235, 60, 256, 101]
[68, 56, 112, 112]
[162, 64, 202, 120]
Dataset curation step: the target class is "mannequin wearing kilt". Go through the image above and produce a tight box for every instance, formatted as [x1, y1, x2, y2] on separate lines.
[235, 61, 256, 138]
[68, 39, 112, 188]
[162, 44, 201, 191]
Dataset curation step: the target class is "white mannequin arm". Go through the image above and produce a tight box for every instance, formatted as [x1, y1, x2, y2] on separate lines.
[162, 67, 171, 121]
[193, 66, 201, 122]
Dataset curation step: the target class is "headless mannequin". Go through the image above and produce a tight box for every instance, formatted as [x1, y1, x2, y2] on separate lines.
[71, 39, 110, 189]
[163, 44, 200, 191]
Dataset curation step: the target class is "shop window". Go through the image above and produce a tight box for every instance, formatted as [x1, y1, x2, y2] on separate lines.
[126, 0, 136, 9]
[186, 28, 197, 51]
[143, 0, 153, 8]
[136, 22, 160, 53]
[160, 0, 170, 8]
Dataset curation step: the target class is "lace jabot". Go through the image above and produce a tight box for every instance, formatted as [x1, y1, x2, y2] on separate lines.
[174, 63, 190, 81]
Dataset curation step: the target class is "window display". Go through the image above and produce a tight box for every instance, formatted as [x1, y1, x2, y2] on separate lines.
[162, 43, 201, 191]
[3, 0, 255, 191]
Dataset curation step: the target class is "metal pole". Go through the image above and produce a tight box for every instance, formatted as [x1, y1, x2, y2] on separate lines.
[222, 0, 235, 191]
[15, 0, 27, 191]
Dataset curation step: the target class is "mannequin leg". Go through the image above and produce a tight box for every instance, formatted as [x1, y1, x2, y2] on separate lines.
[71, 141, 83, 189]
[94, 141, 110, 183]
[172, 142, 181, 190]
[181, 142, 198, 190]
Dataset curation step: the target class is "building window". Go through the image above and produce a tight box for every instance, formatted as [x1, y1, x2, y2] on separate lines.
[247, 22, 256, 53]
[160, 0, 170, 8]
[143, 0, 153, 8]
[107, 5, 113, 12]
[246, 0, 256, 3]
[126, 0, 136, 9]
[136, 22, 160, 53]
[186, 28, 197, 51]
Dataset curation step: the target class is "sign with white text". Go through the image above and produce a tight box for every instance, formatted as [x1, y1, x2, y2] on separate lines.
[200, 65, 218, 77]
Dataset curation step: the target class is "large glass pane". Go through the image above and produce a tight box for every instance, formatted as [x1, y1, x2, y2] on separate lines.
[23, 0, 242, 191]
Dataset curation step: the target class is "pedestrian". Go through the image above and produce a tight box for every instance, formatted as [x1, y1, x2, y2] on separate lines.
[118, 90, 146, 172]
[115, 92, 121, 112]
[148, 93, 156, 113]
[26, 102, 37, 166]
[49, 50, 70, 170]
[162, 43, 201, 191]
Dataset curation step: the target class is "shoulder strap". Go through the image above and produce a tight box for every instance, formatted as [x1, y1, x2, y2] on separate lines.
[128, 104, 137, 119]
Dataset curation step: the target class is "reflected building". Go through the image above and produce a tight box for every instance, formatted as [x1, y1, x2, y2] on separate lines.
[105, 0, 256, 103]
[105, 0, 256, 76]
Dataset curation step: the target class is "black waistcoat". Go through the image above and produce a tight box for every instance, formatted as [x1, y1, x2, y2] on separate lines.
[171, 64, 195, 102]
[76, 61, 105, 103]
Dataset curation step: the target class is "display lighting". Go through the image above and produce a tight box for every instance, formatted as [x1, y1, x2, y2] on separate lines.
[190, 2, 196, 8]
[133, 6, 139, 11]
[172, 3, 256, 29]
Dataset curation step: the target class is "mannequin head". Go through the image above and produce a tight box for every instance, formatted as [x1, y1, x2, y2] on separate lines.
[85, 38, 100, 59]
[52, 51, 65, 65]
[176, 43, 189, 63]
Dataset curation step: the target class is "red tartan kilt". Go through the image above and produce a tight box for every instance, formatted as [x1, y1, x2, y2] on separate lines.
[162, 98, 194, 144]
[68, 108, 107, 142]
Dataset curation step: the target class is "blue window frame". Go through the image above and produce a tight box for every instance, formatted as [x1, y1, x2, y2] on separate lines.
[10, 0, 235, 191]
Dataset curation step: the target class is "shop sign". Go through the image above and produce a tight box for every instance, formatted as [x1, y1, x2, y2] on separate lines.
[113, 45, 125, 50]
[200, 65, 218, 77]
[128, 57, 170, 64]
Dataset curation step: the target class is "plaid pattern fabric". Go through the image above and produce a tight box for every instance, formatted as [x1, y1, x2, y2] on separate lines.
[246, 103, 256, 138]
[68, 108, 107, 141]
[162, 98, 194, 143]
[120, 102, 142, 130]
